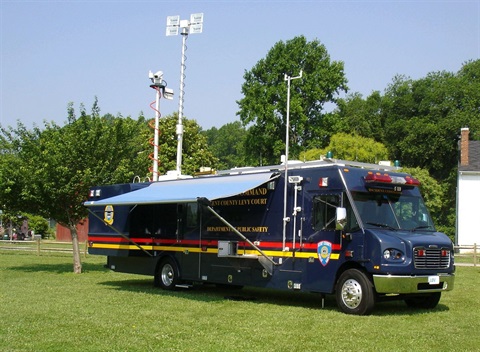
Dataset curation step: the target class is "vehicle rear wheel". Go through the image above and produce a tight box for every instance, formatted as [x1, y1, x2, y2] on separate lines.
[335, 269, 376, 315]
[155, 258, 180, 290]
[404, 292, 441, 309]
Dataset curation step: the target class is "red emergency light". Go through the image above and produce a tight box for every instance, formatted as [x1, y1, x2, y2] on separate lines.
[404, 176, 421, 186]
[416, 249, 449, 257]
[365, 172, 421, 187]
[365, 172, 392, 183]
[416, 249, 426, 257]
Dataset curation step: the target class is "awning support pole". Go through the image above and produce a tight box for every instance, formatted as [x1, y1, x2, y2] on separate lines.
[87, 208, 153, 257]
[199, 198, 277, 275]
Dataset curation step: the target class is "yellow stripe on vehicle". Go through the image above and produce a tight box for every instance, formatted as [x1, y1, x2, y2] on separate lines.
[92, 243, 340, 260]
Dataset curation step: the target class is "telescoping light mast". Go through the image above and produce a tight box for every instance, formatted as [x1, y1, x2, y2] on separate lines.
[166, 13, 204, 177]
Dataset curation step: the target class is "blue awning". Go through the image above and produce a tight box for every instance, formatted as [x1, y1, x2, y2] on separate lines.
[84, 172, 276, 207]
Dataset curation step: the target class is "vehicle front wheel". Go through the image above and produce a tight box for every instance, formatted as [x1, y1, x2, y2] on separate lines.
[404, 292, 441, 309]
[155, 258, 180, 290]
[335, 269, 376, 315]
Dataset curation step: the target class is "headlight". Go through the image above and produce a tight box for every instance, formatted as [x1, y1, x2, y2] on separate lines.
[383, 249, 391, 259]
[383, 248, 404, 261]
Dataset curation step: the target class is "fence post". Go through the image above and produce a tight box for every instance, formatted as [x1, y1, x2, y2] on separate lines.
[35, 234, 42, 256]
[474, 243, 477, 267]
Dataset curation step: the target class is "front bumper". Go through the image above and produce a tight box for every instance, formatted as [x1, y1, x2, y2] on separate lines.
[373, 273, 455, 294]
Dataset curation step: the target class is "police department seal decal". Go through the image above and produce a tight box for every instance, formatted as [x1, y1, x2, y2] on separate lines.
[104, 205, 114, 225]
[317, 241, 332, 266]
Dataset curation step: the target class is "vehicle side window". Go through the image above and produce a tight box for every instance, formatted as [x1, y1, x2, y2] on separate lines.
[313, 195, 341, 231]
[185, 202, 198, 229]
[130, 204, 177, 238]
[344, 196, 360, 232]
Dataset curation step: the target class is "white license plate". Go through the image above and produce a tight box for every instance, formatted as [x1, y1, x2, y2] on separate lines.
[428, 275, 440, 285]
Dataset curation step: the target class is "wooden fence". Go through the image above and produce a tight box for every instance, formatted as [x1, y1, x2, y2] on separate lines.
[454, 243, 478, 267]
[0, 239, 88, 257]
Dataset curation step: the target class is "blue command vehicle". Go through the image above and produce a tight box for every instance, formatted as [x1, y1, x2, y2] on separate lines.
[84, 159, 455, 315]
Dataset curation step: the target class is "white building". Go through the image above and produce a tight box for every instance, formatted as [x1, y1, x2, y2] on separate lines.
[456, 127, 480, 249]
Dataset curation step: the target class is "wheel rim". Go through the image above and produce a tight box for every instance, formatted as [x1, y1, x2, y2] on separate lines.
[341, 278, 363, 309]
[161, 263, 174, 287]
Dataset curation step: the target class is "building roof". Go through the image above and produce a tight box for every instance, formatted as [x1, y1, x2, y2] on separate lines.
[459, 140, 480, 172]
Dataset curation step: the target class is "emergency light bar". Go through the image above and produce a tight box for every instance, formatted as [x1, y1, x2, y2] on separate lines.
[365, 172, 420, 186]
[365, 172, 392, 183]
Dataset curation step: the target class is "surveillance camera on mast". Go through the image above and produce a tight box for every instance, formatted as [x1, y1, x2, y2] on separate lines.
[149, 70, 166, 87]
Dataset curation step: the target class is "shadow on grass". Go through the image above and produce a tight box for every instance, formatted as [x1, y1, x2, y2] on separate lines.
[99, 277, 449, 316]
[5, 262, 108, 274]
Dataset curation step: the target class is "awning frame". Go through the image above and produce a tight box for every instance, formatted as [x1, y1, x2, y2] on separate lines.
[84, 172, 278, 207]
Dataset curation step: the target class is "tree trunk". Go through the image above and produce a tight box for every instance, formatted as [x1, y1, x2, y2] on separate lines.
[70, 224, 82, 274]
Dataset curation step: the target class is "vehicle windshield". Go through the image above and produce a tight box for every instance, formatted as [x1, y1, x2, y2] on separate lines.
[352, 191, 435, 231]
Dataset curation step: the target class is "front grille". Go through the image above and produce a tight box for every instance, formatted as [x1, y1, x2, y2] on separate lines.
[414, 248, 450, 269]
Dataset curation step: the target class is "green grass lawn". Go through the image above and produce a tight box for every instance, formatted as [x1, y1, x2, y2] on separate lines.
[1, 250, 479, 352]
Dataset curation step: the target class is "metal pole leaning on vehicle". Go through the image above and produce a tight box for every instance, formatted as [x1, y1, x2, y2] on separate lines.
[87, 209, 153, 257]
[198, 197, 276, 275]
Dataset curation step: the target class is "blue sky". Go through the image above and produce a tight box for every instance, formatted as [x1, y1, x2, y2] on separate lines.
[1, 1, 479, 130]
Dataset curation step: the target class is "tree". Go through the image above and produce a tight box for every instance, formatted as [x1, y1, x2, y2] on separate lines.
[237, 35, 348, 165]
[396, 167, 450, 241]
[0, 113, 150, 273]
[1, 110, 217, 272]
[328, 91, 384, 142]
[203, 121, 247, 169]
[378, 61, 480, 234]
[155, 113, 218, 175]
[300, 133, 389, 164]
[382, 61, 480, 180]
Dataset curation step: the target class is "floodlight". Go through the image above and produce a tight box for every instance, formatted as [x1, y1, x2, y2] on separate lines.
[190, 13, 203, 24]
[164, 88, 174, 100]
[166, 15, 180, 27]
[166, 27, 179, 36]
[190, 23, 203, 34]
[166, 15, 180, 36]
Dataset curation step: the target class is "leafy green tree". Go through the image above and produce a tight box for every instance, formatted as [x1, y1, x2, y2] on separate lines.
[300, 133, 389, 164]
[0, 114, 150, 272]
[402, 166, 454, 240]
[382, 61, 480, 180]
[1, 106, 218, 274]
[0, 128, 25, 213]
[401, 167, 444, 229]
[26, 214, 50, 237]
[91, 96, 101, 118]
[329, 91, 384, 142]
[203, 121, 247, 169]
[378, 61, 480, 234]
[237, 35, 348, 165]
[155, 113, 218, 175]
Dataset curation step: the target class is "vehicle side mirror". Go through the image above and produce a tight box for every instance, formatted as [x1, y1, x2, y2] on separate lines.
[336, 207, 347, 230]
